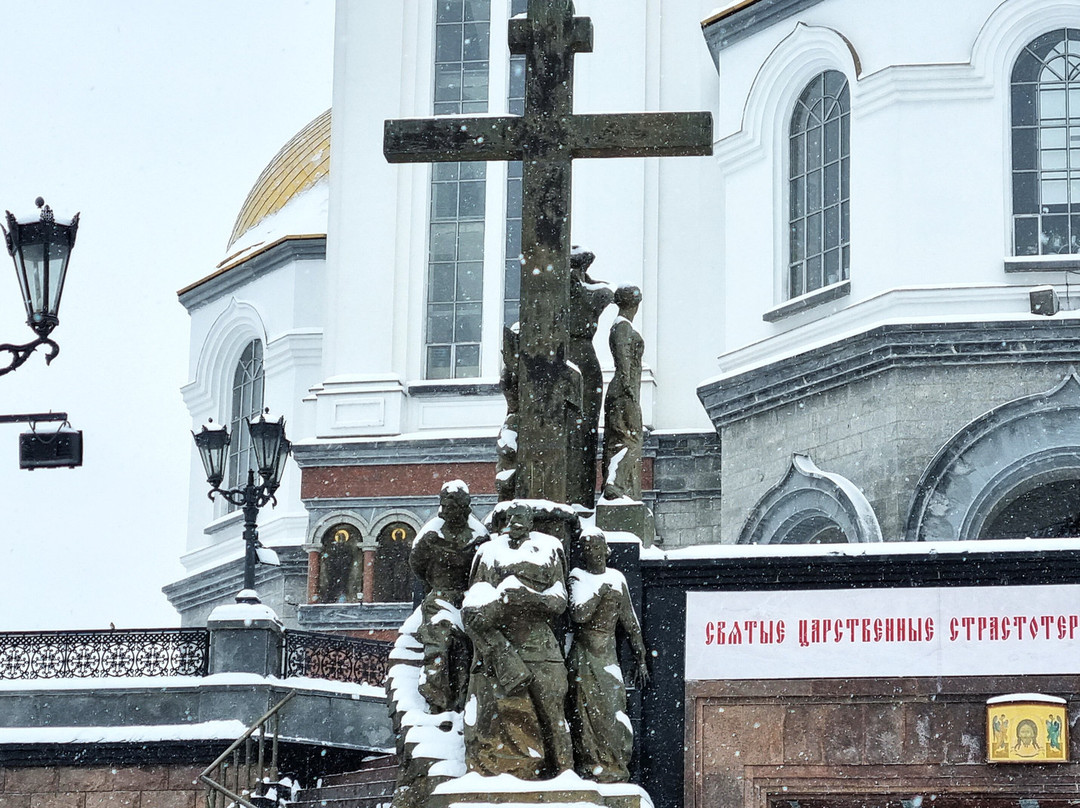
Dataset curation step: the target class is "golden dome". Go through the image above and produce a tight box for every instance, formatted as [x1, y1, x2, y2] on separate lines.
[228, 108, 331, 248]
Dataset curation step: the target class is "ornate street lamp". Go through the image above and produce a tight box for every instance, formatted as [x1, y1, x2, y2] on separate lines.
[193, 409, 292, 592]
[0, 198, 79, 376]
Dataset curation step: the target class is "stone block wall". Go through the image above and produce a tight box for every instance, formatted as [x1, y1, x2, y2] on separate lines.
[650, 432, 723, 547]
[165, 547, 309, 628]
[719, 362, 1077, 542]
[0, 764, 203, 808]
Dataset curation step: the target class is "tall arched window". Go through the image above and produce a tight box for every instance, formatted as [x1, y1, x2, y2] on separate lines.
[788, 71, 850, 299]
[1011, 29, 1080, 256]
[227, 339, 264, 490]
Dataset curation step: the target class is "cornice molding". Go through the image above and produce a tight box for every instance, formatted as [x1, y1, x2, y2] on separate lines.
[178, 236, 326, 312]
[698, 318, 1080, 426]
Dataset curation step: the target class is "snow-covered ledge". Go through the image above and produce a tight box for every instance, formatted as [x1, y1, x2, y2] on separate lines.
[762, 279, 850, 323]
[207, 590, 284, 677]
[1004, 254, 1080, 273]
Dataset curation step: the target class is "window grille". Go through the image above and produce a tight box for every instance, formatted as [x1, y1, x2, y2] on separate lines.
[1011, 29, 1080, 256]
[425, 0, 491, 379]
[227, 340, 264, 492]
[788, 71, 850, 299]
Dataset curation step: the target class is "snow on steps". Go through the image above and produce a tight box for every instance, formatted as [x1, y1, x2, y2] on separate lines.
[291, 758, 397, 808]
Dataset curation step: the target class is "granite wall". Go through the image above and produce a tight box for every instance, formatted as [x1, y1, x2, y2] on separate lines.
[688, 675, 1080, 808]
[0, 764, 203, 808]
[699, 322, 1080, 542]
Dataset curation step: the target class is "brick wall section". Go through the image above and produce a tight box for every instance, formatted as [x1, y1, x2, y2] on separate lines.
[719, 363, 1076, 542]
[0, 764, 203, 808]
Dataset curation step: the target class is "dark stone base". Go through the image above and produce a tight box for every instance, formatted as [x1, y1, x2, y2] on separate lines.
[596, 500, 655, 547]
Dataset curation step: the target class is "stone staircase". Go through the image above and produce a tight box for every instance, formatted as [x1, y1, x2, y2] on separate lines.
[291, 757, 397, 808]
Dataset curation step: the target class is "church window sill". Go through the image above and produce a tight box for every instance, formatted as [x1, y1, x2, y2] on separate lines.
[1004, 255, 1080, 273]
[763, 280, 850, 323]
[408, 380, 501, 397]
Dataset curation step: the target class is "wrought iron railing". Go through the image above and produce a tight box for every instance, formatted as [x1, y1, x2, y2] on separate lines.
[282, 629, 392, 686]
[200, 690, 296, 808]
[0, 627, 210, 680]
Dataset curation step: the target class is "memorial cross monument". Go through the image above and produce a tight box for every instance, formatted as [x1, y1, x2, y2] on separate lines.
[385, 0, 713, 503]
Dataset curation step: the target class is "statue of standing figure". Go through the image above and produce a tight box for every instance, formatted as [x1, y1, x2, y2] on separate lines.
[410, 481, 488, 713]
[602, 285, 645, 500]
[461, 502, 574, 779]
[566, 247, 614, 508]
[567, 528, 648, 783]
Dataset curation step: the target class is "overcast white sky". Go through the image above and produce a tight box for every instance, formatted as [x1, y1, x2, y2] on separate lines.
[0, 2, 334, 630]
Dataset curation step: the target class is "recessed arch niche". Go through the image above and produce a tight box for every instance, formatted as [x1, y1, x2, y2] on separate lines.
[738, 454, 882, 545]
[317, 522, 363, 603]
[372, 521, 416, 603]
[906, 372, 1080, 541]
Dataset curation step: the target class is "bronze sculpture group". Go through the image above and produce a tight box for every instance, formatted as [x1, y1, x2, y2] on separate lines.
[404, 490, 648, 788]
[383, 1, 712, 799]
[496, 250, 645, 509]
[391, 251, 650, 808]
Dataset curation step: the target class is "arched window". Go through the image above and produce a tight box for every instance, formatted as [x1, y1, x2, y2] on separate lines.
[373, 522, 416, 602]
[1011, 29, 1080, 256]
[788, 70, 850, 299]
[227, 339, 264, 490]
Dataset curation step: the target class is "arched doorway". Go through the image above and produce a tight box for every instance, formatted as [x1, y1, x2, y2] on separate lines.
[373, 522, 415, 602]
[979, 470, 1080, 539]
[317, 523, 362, 603]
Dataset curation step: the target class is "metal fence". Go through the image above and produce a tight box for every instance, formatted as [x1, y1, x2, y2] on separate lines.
[282, 629, 392, 687]
[0, 627, 210, 680]
[0, 626, 392, 685]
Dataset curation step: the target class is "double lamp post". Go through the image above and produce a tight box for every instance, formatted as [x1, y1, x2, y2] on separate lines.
[192, 412, 292, 593]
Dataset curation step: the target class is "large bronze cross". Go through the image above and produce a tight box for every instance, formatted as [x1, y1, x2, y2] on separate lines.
[385, 0, 712, 503]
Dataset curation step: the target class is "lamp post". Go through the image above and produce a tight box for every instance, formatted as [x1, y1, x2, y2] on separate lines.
[0, 198, 79, 376]
[193, 409, 292, 592]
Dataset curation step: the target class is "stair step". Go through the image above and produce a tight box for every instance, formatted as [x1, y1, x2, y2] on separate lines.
[302, 781, 395, 801]
[317, 765, 398, 787]
[293, 797, 391, 808]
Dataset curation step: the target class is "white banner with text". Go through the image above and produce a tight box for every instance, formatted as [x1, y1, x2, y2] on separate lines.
[684, 585, 1080, 680]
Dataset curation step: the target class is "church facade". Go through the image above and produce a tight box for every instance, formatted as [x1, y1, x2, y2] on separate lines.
[167, 1, 1080, 806]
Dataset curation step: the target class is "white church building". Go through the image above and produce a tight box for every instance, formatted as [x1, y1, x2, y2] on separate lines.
[167, 0, 1080, 627]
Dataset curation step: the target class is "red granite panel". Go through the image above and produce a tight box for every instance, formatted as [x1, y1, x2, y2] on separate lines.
[301, 463, 496, 499]
[302, 458, 652, 500]
[29, 794, 85, 808]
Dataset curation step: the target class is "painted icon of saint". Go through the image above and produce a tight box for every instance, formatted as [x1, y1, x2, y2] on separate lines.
[1046, 714, 1063, 752]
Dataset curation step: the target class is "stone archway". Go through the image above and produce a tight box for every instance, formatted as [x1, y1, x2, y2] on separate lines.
[906, 372, 1080, 541]
[738, 454, 882, 544]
